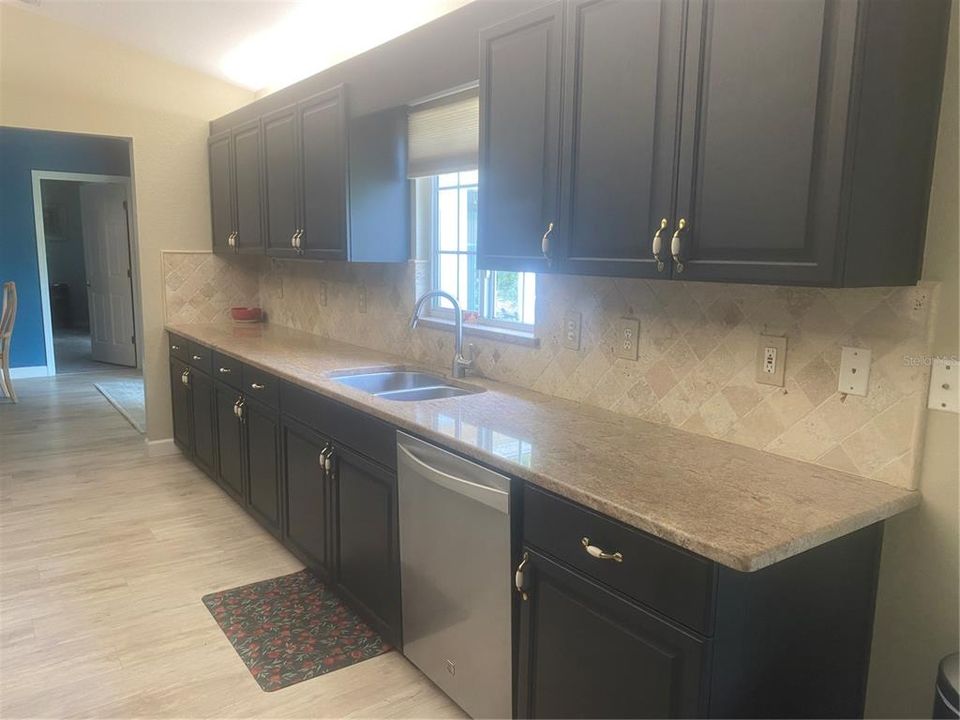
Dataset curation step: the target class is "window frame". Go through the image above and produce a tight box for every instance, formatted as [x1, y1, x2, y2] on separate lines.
[424, 172, 536, 334]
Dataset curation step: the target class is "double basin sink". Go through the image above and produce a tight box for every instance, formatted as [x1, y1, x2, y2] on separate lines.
[329, 369, 484, 402]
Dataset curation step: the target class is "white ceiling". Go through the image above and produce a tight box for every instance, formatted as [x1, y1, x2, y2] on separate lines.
[18, 0, 474, 94]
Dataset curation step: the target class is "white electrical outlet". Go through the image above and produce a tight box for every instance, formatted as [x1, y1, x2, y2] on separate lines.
[563, 311, 582, 351]
[838, 346, 871, 396]
[358, 285, 367, 314]
[615, 318, 640, 361]
[927, 357, 959, 413]
[756, 335, 787, 386]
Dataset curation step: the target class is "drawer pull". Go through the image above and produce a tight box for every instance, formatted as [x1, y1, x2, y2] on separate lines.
[581, 537, 623, 563]
[171, 344, 180, 351]
[192, 354, 203, 361]
[218, 367, 232, 374]
[250, 382, 266, 390]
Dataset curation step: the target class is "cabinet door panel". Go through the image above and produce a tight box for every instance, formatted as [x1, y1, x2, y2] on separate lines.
[170, 360, 193, 453]
[214, 384, 245, 500]
[209, 131, 234, 255]
[675, 0, 857, 284]
[299, 87, 348, 260]
[283, 421, 332, 576]
[336, 446, 400, 646]
[560, 0, 684, 278]
[190, 369, 217, 477]
[479, 3, 563, 273]
[518, 549, 706, 719]
[232, 121, 264, 254]
[245, 399, 281, 535]
[262, 105, 300, 258]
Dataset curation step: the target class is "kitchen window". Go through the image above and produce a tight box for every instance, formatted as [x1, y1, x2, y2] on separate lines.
[422, 170, 536, 331]
[408, 88, 536, 339]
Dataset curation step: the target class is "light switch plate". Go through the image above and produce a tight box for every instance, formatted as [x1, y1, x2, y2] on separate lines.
[838, 346, 871, 396]
[614, 317, 640, 361]
[756, 334, 787, 387]
[358, 285, 367, 314]
[927, 357, 959, 413]
[563, 311, 582, 351]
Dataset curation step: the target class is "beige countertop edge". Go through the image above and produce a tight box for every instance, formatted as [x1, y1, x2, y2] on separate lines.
[165, 322, 921, 573]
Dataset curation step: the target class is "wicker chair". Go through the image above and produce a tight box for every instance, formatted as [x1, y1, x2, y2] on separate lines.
[1, 282, 18, 402]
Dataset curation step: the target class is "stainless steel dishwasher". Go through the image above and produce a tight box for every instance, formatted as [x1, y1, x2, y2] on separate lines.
[397, 432, 513, 719]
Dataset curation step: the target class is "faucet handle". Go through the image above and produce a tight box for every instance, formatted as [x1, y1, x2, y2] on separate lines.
[459, 343, 476, 367]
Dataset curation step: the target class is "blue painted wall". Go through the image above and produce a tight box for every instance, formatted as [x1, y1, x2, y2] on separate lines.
[0, 127, 130, 368]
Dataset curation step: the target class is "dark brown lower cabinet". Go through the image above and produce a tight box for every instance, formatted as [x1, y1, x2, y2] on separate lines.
[214, 382, 245, 501]
[517, 548, 706, 719]
[244, 397, 281, 537]
[170, 359, 193, 453]
[335, 444, 401, 648]
[189, 368, 217, 478]
[283, 419, 334, 578]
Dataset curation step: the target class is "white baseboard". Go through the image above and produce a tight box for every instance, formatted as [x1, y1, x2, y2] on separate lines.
[144, 438, 179, 457]
[9, 366, 50, 379]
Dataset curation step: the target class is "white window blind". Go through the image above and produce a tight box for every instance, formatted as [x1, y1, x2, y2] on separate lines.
[407, 89, 479, 178]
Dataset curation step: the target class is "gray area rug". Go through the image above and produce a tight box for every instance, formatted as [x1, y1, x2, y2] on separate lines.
[94, 378, 146, 433]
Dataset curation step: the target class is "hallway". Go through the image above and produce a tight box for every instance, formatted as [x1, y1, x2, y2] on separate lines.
[0, 373, 460, 719]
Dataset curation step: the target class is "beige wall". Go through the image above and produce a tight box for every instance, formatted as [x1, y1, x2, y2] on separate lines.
[0, 4, 254, 441]
[866, 4, 959, 716]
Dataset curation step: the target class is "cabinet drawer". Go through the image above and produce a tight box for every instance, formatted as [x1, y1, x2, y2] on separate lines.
[280, 381, 396, 471]
[168, 333, 190, 362]
[523, 485, 715, 634]
[242, 364, 279, 410]
[212, 351, 242, 390]
[187, 341, 213, 374]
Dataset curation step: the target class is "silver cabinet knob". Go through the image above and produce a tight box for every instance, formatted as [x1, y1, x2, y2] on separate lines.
[250, 382, 265, 390]
[192, 354, 203, 361]
[218, 367, 232, 374]
[171, 344, 180, 351]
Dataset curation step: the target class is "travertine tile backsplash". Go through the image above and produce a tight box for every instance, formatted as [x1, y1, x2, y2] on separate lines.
[163, 252, 938, 490]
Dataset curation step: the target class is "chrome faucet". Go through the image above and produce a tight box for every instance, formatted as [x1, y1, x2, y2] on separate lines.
[410, 290, 474, 378]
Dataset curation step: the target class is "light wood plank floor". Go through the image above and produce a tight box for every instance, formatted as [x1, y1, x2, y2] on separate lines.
[0, 372, 463, 719]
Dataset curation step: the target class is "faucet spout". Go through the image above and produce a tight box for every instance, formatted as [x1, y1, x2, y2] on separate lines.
[410, 290, 472, 378]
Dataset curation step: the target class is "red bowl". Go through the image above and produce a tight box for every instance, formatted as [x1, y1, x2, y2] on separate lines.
[230, 306, 262, 322]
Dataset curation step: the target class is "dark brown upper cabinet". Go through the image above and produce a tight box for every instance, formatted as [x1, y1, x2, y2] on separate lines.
[559, 0, 685, 280]
[478, 3, 563, 274]
[219, 85, 408, 263]
[209, 122, 264, 256]
[479, 0, 950, 287]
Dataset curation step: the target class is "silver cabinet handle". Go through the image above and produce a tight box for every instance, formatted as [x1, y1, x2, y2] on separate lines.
[515, 551, 529, 601]
[232, 399, 241, 418]
[218, 367, 232, 374]
[250, 382, 265, 390]
[227, 232, 235, 248]
[171, 344, 180, 351]
[671, 218, 687, 273]
[651, 217, 668, 272]
[192, 354, 203, 361]
[180, 369, 191, 387]
[236, 399, 245, 422]
[581, 537, 623, 563]
[540, 222, 554, 259]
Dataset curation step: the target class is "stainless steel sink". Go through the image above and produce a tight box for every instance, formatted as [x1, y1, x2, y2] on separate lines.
[329, 370, 484, 401]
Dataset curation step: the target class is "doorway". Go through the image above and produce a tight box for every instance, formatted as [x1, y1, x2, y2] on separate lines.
[33, 172, 140, 375]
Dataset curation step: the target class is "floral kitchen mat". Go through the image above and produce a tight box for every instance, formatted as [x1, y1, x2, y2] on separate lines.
[202, 569, 390, 691]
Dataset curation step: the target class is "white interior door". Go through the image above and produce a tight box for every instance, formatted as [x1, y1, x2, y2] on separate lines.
[79, 183, 137, 367]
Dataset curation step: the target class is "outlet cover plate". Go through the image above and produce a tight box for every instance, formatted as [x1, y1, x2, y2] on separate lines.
[927, 357, 959, 413]
[839, 346, 871, 396]
[615, 317, 640, 361]
[756, 334, 787, 387]
[563, 311, 582, 351]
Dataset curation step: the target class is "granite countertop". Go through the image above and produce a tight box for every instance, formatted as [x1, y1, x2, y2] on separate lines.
[166, 321, 920, 572]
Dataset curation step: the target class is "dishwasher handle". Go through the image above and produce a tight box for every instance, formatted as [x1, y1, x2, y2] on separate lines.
[398, 443, 509, 515]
